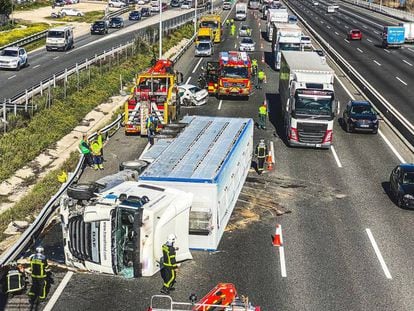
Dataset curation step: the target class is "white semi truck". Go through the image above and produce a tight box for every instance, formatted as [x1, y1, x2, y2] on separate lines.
[399, 22, 414, 43]
[271, 23, 302, 70]
[279, 51, 338, 148]
[60, 116, 253, 277]
[266, 8, 289, 41]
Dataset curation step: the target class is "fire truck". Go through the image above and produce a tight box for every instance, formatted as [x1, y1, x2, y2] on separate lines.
[124, 59, 179, 135]
[148, 283, 261, 310]
[203, 51, 252, 99]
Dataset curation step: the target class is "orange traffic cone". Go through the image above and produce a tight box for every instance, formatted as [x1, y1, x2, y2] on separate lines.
[272, 224, 282, 246]
[266, 152, 273, 171]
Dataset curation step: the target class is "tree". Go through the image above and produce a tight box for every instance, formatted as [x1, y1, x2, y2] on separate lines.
[0, 0, 13, 18]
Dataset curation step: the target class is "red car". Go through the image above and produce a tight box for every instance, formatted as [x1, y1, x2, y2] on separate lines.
[348, 29, 362, 40]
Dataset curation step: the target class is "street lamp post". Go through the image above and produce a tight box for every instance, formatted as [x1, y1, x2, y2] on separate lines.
[159, 0, 162, 59]
[194, 0, 198, 36]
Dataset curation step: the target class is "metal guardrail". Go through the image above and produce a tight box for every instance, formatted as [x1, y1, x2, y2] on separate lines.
[285, 1, 414, 146]
[344, 0, 414, 22]
[0, 7, 130, 52]
[0, 7, 211, 267]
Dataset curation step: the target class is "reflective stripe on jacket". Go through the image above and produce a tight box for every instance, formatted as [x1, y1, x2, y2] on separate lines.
[162, 244, 177, 268]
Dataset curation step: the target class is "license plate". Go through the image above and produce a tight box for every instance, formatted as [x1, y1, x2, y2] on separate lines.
[316, 144, 322, 148]
[360, 124, 369, 128]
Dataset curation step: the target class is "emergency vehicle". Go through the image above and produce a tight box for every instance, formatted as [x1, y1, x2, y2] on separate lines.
[209, 51, 251, 98]
[199, 15, 222, 43]
[124, 59, 179, 135]
[148, 283, 261, 310]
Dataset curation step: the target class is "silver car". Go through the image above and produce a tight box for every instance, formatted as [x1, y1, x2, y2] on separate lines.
[239, 37, 255, 52]
[195, 41, 214, 57]
[239, 24, 252, 37]
[0, 47, 28, 70]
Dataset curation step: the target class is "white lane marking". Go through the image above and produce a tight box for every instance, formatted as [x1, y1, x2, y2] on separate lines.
[66, 48, 77, 54]
[218, 99, 223, 110]
[357, 48, 363, 53]
[327, 25, 331, 29]
[33, 64, 40, 69]
[374, 31, 379, 34]
[408, 48, 414, 52]
[8, 75, 16, 80]
[330, 146, 343, 168]
[403, 59, 413, 66]
[373, 60, 382, 66]
[363, 25, 368, 28]
[234, 43, 237, 48]
[335, 31, 339, 35]
[378, 130, 406, 163]
[366, 229, 392, 279]
[345, 16, 349, 19]
[186, 76, 191, 84]
[345, 25, 349, 29]
[279, 225, 287, 278]
[321, 21, 324, 24]
[367, 38, 373, 43]
[192, 58, 203, 73]
[396, 76, 407, 86]
[335, 74, 354, 100]
[344, 39, 350, 43]
[383, 49, 390, 54]
[43, 271, 74, 311]
[53, 56, 59, 60]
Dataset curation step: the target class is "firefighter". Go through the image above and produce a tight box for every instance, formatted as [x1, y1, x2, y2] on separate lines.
[255, 139, 268, 174]
[256, 69, 266, 89]
[230, 23, 236, 36]
[258, 101, 268, 130]
[146, 113, 158, 146]
[251, 58, 258, 76]
[28, 246, 49, 305]
[160, 234, 178, 295]
[79, 134, 93, 168]
[91, 140, 103, 170]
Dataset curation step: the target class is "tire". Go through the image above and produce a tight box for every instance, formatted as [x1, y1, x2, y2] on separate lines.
[61, 12, 66, 16]
[77, 13, 81, 16]
[119, 160, 148, 173]
[182, 98, 191, 106]
[372, 129, 378, 134]
[346, 122, 352, 133]
[67, 183, 98, 200]
[397, 195, 403, 208]
[109, 3, 114, 7]
[15, 62, 20, 71]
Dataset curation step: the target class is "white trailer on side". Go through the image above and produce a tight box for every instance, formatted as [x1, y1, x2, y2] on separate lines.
[279, 51, 339, 148]
[139, 116, 254, 251]
[266, 8, 288, 41]
[399, 22, 414, 43]
[60, 172, 193, 278]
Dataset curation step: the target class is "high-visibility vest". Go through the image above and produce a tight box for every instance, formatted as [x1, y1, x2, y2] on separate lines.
[252, 60, 258, 67]
[258, 71, 266, 80]
[259, 105, 267, 116]
[90, 141, 101, 156]
[97, 133, 103, 149]
[30, 256, 47, 279]
[162, 244, 177, 268]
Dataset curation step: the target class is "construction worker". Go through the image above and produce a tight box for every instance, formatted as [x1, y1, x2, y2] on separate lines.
[256, 69, 266, 89]
[258, 101, 268, 130]
[230, 23, 236, 36]
[251, 58, 258, 76]
[160, 234, 178, 295]
[28, 246, 49, 305]
[91, 140, 103, 170]
[146, 113, 158, 146]
[225, 19, 230, 28]
[246, 27, 251, 36]
[79, 134, 93, 168]
[96, 130, 104, 161]
[57, 171, 68, 183]
[255, 139, 268, 174]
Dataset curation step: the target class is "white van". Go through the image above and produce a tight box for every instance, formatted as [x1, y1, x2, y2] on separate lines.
[46, 26, 74, 51]
[235, 3, 247, 20]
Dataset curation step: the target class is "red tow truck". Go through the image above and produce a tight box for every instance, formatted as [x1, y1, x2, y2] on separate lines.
[148, 283, 261, 311]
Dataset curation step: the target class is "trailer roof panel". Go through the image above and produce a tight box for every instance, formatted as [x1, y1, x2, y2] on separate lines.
[281, 51, 334, 72]
[140, 116, 252, 183]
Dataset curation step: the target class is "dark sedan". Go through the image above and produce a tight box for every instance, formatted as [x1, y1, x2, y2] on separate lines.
[342, 100, 379, 134]
[109, 16, 124, 28]
[53, 0, 65, 7]
[90, 20, 108, 35]
[129, 10, 141, 20]
[141, 7, 151, 17]
[389, 164, 414, 208]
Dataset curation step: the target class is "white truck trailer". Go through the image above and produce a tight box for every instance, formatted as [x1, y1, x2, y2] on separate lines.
[139, 115, 254, 251]
[399, 22, 414, 43]
[60, 170, 193, 278]
[271, 23, 302, 70]
[266, 8, 289, 41]
[235, 3, 248, 20]
[279, 51, 338, 148]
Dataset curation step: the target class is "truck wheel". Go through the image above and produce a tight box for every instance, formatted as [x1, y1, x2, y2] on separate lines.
[67, 183, 98, 200]
[119, 160, 148, 173]
[183, 98, 191, 106]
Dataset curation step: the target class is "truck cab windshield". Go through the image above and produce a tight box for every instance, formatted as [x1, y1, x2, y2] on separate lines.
[200, 21, 218, 29]
[294, 93, 334, 117]
[222, 66, 249, 78]
[279, 43, 301, 51]
[115, 206, 137, 277]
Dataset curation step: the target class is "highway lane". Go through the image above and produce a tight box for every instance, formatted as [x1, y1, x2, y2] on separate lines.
[0, 7, 198, 100]
[17, 6, 414, 311]
[287, 0, 414, 124]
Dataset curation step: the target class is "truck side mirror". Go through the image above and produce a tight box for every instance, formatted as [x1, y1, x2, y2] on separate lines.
[335, 100, 340, 117]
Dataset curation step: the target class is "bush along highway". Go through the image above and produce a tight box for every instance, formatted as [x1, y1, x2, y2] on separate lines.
[0, 23, 194, 185]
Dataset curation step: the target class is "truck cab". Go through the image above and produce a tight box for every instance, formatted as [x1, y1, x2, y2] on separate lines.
[196, 27, 214, 45]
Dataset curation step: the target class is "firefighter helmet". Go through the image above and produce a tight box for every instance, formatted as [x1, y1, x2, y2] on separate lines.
[35, 246, 44, 255]
[166, 234, 177, 246]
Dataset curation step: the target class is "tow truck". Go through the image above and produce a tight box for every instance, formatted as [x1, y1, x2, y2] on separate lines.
[124, 59, 179, 135]
[205, 51, 252, 99]
[148, 283, 261, 310]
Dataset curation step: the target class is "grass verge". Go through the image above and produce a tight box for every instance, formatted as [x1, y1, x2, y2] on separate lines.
[14, 0, 52, 11]
[45, 10, 105, 23]
[0, 22, 50, 47]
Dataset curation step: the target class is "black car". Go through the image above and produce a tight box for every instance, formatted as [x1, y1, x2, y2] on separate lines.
[109, 16, 124, 28]
[342, 100, 379, 134]
[53, 0, 65, 7]
[389, 164, 414, 208]
[170, 0, 181, 7]
[90, 20, 108, 35]
[141, 7, 151, 17]
[129, 10, 141, 20]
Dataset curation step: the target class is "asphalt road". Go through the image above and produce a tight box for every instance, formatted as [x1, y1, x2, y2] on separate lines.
[0, 7, 198, 100]
[286, 0, 414, 125]
[4, 4, 414, 311]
